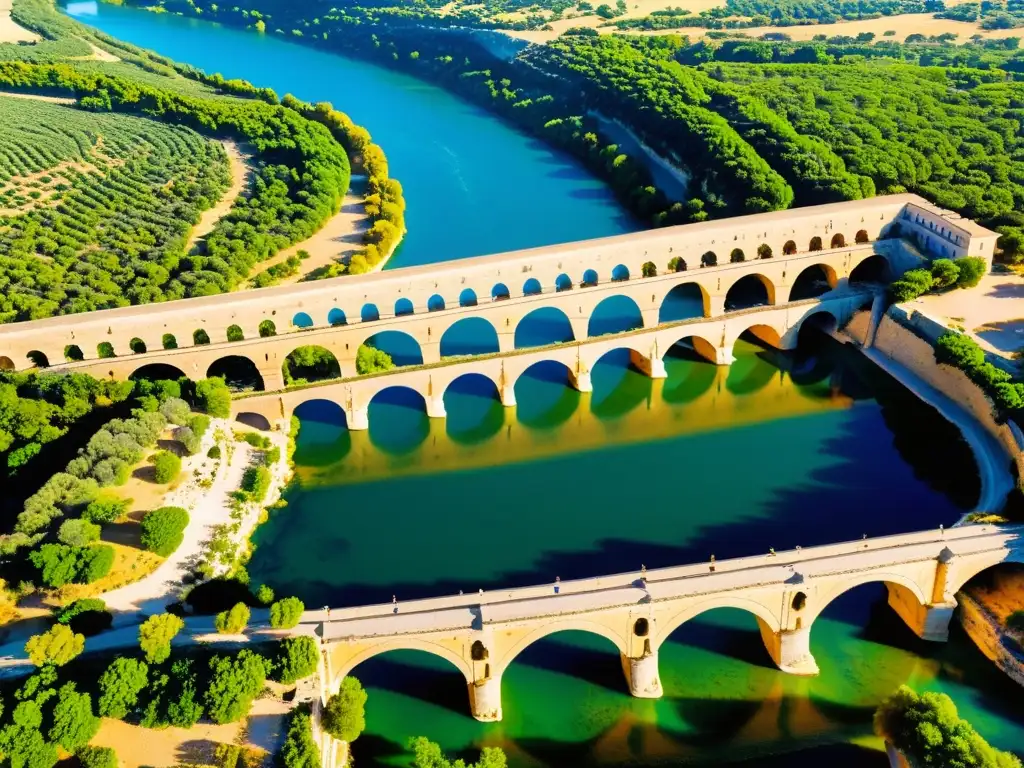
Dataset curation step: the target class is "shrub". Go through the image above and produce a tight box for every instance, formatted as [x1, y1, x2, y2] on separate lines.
[76, 746, 119, 768]
[48, 682, 99, 751]
[30, 543, 80, 587]
[889, 267, 934, 303]
[322, 676, 367, 742]
[57, 518, 101, 547]
[274, 636, 319, 684]
[270, 596, 304, 629]
[159, 397, 192, 425]
[263, 446, 281, 467]
[204, 649, 268, 724]
[208, 445, 222, 459]
[241, 432, 270, 449]
[139, 613, 185, 663]
[278, 708, 320, 768]
[215, 602, 250, 634]
[25, 624, 84, 666]
[82, 493, 128, 525]
[241, 465, 272, 502]
[152, 451, 182, 484]
[167, 658, 204, 728]
[954, 256, 987, 288]
[140, 506, 189, 556]
[196, 377, 232, 418]
[176, 426, 201, 456]
[408, 737, 507, 768]
[255, 584, 274, 605]
[935, 332, 985, 371]
[355, 344, 394, 374]
[98, 658, 149, 719]
[189, 413, 211, 438]
[930, 258, 960, 288]
[79, 545, 115, 583]
[56, 598, 112, 636]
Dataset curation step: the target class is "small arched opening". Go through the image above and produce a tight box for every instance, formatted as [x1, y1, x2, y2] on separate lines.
[757, 243, 773, 260]
[669, 257, 687, 272]
[0, 356, 14, 371]
[26, 351, 48, 368]
[395, 298, 414, 317]
[809, 236, 823, 252]
[97, 342, 115, 359]
[555, 273, 573, 292]
[362, 331, 423, 367]
[830, 233, 846, 249]
[443, 373, 502, 445]
[659, 283, 709, 323]
[782, 240, 797, 255]
[226, 325, 244, 342]
[849, 254, 890, 285]
[581, 269, 598, 288]
[440, 317, 500, 358]
[328, 308, 347, 327]
[293, 312, 314, 329]
[283, 345, 341, 386]
[725, 274, 775, 311]
[588, 295, 643, 337]
[700, 251, 717, 268]
[611, 264, 630, 282]
[730, 248, 745, 263]
[128, 338, 146, 355]
[368, 386, 429, 456]
[491, 283, 510, 302]
[788, 264, 838, 301]
[427, 295, 446, 313]
[641, 261, 657, 277]
[855, 229, 870, 244]
[459, 288, 478, 308]
[259, 320, 277, 338]
[64, 345, 84, 362]
[207, 356, 264, 392]
[522, 278, 542, 297]
[514, 307, 575, 349]
[193, 329, 211, 346]
[361, 303, 380, 323]
[162, 334, 178, 350]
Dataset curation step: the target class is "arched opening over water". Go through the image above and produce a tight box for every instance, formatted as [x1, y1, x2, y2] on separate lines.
[514, 307, 574, 349]
[361, 303, 380, 323]
[730, 248, 745, 263]
[491, 283, 510, 302]
[662, 336, 720, 404]
[856, 229, 870, 244]
[611, 264, 630, 282]
[259, 320, 277, 337]
[293, 312, 314, 329]
[830, 233, 846, 249]
[700, 251, 717, 268]
[523, 277, 542, 296]
[283, 345, 342, 386]
[130, 363, 187, 383]
[26, 351, 48, 368]
[727, 326, 784, 396]
[588, 295, 643, 337]
[368, 386, 429, 455]
[129, 337, 147, 354]
[514, 359, 579, 428]
[363, 331, 423, 367]
[790, 311, 841, 386]
[427, 294, 445, 313]
[659, 283, 709, 323]
[292, 399, 350, 466]
[329, 308, 347, 326]
[439, 317, 500, 358]
[162, 334, 178, 350]
[207, 356, 264, 392]
[499, 624, 628, 686]
[0, 356, 13, 371]
[395, 298, 414, 317]
[236, 412, 272, 432]
[788, 264, 838, 301]
[725, 274, 775, 311]
[459, 288, 478, 308]
[582, 268, 598, 288]
[783, 240, 797, 255]
[809, 236, 823, 251]
[443, 373, 502, 445]
[849, 254, 890, 285]
[590, 348, 652, 419]
[64, 345, 83, 362]
[555, 273, 573, 293]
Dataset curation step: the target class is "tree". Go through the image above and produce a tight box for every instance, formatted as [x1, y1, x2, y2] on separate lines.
[215, 602, 250, 634]
[409, 737, 507, 768]
[0, 715, 58, 768]
[139, 613, 185, 663]
[79, 545, 115, 583]
[98, 658, 149, 719]
[151, 451, 181, 484]
[24, 624, 84, 667]
[955, 256, 987, 288]
[930, 258, 960, 288]
[159, 397, 192, 425]
[269, 596, 304, 629]
[278, 709, 320, 768]
[176, 426, 200, 455]
[48, 682, 99, 751]
[204, 649, 268, 724]
[322, 676, 367, 742]
[56, 598, 112, 636]
[140, 506, 189, 556]
[196, 377, 232, 418]
[75, 747, 119, 768]
[274, 636, 319, 684]
[29, 543, 80, 588]
[355, 344, 395, 374]
[167, 658, 204, 727]
[57, 518, 100, 547]
[255, 584, 275, 605]
[82, 493, 128, 524]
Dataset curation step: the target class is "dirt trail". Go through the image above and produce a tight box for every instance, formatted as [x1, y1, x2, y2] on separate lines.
[0, 90, 74, 105]
[0, 0, 38, 43]
[186, 140, 254, 254]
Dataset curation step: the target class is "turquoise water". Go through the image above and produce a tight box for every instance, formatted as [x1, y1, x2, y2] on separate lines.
[64, 1, 637, 269]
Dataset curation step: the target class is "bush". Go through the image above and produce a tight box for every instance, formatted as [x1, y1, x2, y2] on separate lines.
[408, 737, 507, 768]
[167, 658, 204, 728]
[930, 258, 960, 288]
[255, 584, 275, 605]
[98, 657, 149, 719]
[274, 636, 319, 684]
[30, 543, 81, 587]
[278, 709, 320, 768]
[159, 397, 192, 425]
[56, 598, 112, 636]
[176, 426, 201, 456]
[152, 451, 181, 484]
[82, 493, 129, 524]
[263, 446, 281, 467]
[270, 596, 304, 629]
[322, 676, 367, 742]
[935, 332, 986, 371]
[208, 445, 222, 459]
[889, 267, 934, 302]
[355, 344, 394, 374]
[189, 413, 211, 438]
[196, 378, 232, 418]
[954, 256, 987, 288]
[79, 545, 115, 584]
[241, 432, 270, 449]
[215, 602, 250, 634]
[76, 746, 119, 768]
[139, 613, 185, 663]
[140, 506, 189, 556]
[58, 519, 101, 547]
[25, 624, 84, 666]
[48, 682, 99, 751]
[205, 649, 268, 724]
[241, 465, 272, 502]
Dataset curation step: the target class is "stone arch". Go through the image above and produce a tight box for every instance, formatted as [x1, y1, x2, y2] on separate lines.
[809, 236, 823, 251]
[236, 412, 272, 431]
[64, 345, 84, 362]
[555, 273, 573, 293]
[514, 307, 575, 349]
[849, 253, 890, 284]
[207, 355, 264, 391]
[663, 334, 720, 366]
[427, 294, 446, 313]
[459, 288, 478, 308]
[259, 320, 277, 338]
[395, 298, 414, 317]
[734, 323, 783, 352]
[293, 312, 314, 329]
[782, 240, 797, 255]
[331, 637, 474, 692]
[730, 248, 745, 263]
[293, 399, 350, 442]
[130, 362, 188, 382]
[26, 351, 48, 368]
[162, 333, 178, 350]
[329, 308, 347, 326]
[361, 303, 380, 323]
[659, 282, 710, 323]
[805, 572, 929, 625]
[669, 257, 687, 272]
[367, 387, 429, 451]
[494, 618, 630, 676]
[788, 263, 838, 302]
[582, 268, 598, 287]
[611, 264, 630, 282]
[949, 555, 1024, 596]
[226, 325, 244, 342]
[830, 233, 846, 249]
[855, 229, 869, 244]
[522, 278, 542, 296]
[283, 345, 341, 385]
[588, 295, 643, 337]
[128, 338, 147, 354]
[442, 373, 502, 444]
[757, 243, 773, 259]
[700, 251, 717, 268]
[492, 283, 510, 302]
[97, 342, 115, 359]
[442, 371, 501, 403]
[795, 309, 840, 341]
[193, 329, 211, 346]
[0, 356, 13, 371]
[361, 331, 423, 367]
[724, 274, 775, 311]
[654, 597, 783, 651]
[440, 317, 500, 358]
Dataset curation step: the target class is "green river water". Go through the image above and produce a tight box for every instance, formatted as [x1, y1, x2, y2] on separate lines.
[62, 3, 1024, 763]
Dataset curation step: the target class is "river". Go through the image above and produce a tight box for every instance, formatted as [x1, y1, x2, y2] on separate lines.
[62, 3, 1024, 765]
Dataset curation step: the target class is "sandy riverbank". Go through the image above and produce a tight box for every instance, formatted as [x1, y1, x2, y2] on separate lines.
[0, 0, 38, 43]
[187, 140, 254, 255]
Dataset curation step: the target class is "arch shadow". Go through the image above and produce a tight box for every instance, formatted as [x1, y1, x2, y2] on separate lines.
[515, 307, 574, 349]
[440, 317, 499, 358]
[514, 360, 580, 429]
[368, 386, 429, 455]
[659, 283, 708, 323]
[443, 373, 503, 445]
[588, 295, 643, 338]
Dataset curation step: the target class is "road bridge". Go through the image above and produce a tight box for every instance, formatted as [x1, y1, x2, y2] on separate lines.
[0, 194, 994, 379]
[304, 525, 1023, 722]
